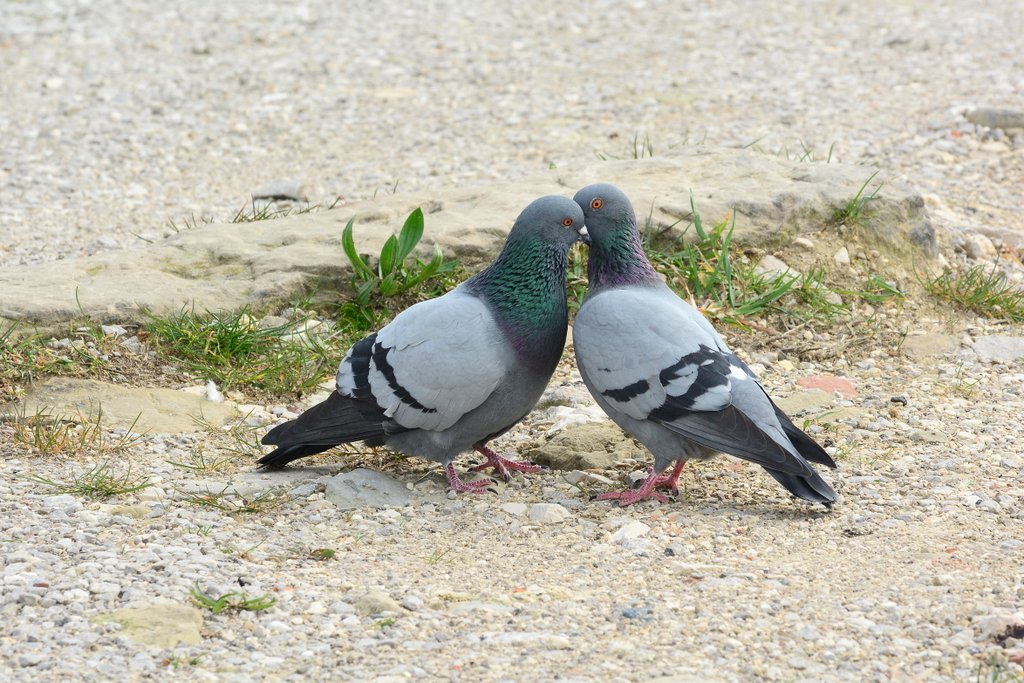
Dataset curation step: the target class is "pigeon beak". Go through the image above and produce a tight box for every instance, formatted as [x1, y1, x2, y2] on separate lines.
[577, 224, 591, 245]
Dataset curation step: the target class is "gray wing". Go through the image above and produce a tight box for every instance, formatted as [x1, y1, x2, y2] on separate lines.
[574, 285, 815, 476]
[336, 287, 509, 432]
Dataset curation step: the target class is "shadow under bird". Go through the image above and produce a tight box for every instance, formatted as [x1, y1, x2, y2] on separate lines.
[259, 195, 588, 492]
[571, 183, 838, 508]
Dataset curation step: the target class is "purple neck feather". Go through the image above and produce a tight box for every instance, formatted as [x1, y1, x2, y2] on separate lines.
[587, 222, 659, 290]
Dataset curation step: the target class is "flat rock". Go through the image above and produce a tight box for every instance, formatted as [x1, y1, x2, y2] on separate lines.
[7, 377, 236, 433]
[324, 468, 412, 510]
[527, 421, 646, 471]
[0, 150, 935, 327]
[965, 108, 1024, 130]
[902, 334, 960, 359]
[179, 469, 327, 499]
[973, 335, 1024, 362]
[94, 604, 203, 647]
[772, 389, 834, 415]
[795, 375, 858, 398]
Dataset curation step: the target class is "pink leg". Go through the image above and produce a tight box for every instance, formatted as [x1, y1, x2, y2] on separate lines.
[444, 463, 492, 494]
[597, 460, 687, 508]
[652, 460, 687, 495]
[469, 443, 544, 481]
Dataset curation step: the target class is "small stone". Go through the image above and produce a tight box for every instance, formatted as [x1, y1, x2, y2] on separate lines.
[792, 237, 814, 249]
[354, 590, 404, 616]
[974, 335, 1024, 362]
[100, 324, 128, 337]
[833, 246, 851, 265]
[962, 233, 998, 260]
[528, 503, 570, 524]
[252, 179, 306, 202]
[611, 521, 650, 544]
[500, 502, 528, 516]
[41, 494, 82, 514]
[18, 654, 44, 667]
[755, 255, 799, 279]
[948, 629, 974, 648]
[890, 395, 908, 406]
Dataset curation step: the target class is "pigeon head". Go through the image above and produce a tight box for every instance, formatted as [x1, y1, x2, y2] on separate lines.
[506, 195, 588, 248]
[573, 183, 658, 289]
[573, 183, 635, 243]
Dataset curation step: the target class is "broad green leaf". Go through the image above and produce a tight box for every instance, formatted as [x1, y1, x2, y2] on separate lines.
[396, 208, 424, 264]
[342, 218, 375, 281]
[355, 278, 377, 307]
[379, 275, 400, 297]
[378, 235, 399, 278]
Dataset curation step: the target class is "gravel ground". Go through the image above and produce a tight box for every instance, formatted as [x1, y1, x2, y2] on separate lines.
[2, 0, 1023, 268]
[2, 1, 1024, 682]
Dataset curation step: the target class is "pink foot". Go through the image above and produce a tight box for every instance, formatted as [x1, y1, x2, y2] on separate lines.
[651, 460, 687, 495]
[469, 444, 544, 481]
[596, 461, 686, 508]
[444, 463, 493, 494]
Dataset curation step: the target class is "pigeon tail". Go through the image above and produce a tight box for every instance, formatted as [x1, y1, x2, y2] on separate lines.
[763, 467, 838, 507]
[258, 392, 387, 468]
[773, 404, 837, 468]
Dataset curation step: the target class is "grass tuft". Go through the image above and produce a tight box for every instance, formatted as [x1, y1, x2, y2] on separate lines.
[175, 485, 288, 514]
[11, 406, 145, 457]
[26, 461, 152, 498]
[831, 171, 883, 226]
[144, 306, 346, 394]
[922, 265, 1024, 321]
[189, 582, 276, 614]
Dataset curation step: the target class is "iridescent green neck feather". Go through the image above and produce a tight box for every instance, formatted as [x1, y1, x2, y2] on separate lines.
[466, 234, 569, 373]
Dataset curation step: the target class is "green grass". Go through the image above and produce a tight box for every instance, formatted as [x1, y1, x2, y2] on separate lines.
[189, 582, 276, 614]
[0, 322, 111, 400]
[175, 485, 288, 514]
[831, 170, 883, 226]
[637, 196, 904, 330]
[11, 406, 145, 457]
[26, 461, 152, 498]
[743, 138, 836, 163]
[144, 305, 347, 394]
[309, 548, 336, 561]
[923, 265, 1024, 321]
[166, 445, 234, 474]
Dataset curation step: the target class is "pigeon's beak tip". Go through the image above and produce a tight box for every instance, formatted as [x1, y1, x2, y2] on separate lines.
[577, 225, 591, 245]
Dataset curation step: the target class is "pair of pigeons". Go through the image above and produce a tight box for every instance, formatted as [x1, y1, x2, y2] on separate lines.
[260, 184, 838, 508]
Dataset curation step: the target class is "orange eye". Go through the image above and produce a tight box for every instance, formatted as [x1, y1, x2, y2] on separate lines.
[591, 198, 604, 210]
[562, 217, 574, 227]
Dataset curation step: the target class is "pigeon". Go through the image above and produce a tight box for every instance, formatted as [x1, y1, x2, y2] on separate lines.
[571, 183, 837, 508]
[259, 195, 588, 493]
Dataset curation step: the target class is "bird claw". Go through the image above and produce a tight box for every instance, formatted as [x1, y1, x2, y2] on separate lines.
[471, 445, 543, 481]
[444, 463, 496, 494]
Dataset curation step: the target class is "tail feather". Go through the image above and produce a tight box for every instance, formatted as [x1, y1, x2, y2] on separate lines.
[763, 467, 837, 507]
[258, 392, 388, 468]
[772, 403, 837, 468]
